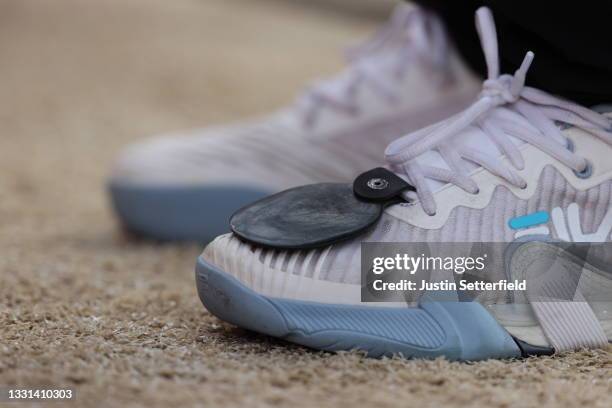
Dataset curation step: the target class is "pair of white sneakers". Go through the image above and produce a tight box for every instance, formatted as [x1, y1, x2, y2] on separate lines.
[109, 6, 612, 360]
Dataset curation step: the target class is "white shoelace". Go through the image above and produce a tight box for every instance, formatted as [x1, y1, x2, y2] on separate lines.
[385, 7, 612, 216]
[298, 5, 450, 128]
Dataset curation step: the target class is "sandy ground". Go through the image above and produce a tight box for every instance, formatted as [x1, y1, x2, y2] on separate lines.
[0, 0, 610, 407]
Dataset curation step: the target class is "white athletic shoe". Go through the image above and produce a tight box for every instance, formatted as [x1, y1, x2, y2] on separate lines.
[109, 5, 479, 241]
[197, 7, 612, 360]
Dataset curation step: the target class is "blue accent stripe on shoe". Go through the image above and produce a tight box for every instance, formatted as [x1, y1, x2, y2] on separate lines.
[508, 211, 549, 230]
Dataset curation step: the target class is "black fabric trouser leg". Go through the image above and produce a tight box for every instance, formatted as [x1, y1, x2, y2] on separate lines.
[413, 0, 612, 106]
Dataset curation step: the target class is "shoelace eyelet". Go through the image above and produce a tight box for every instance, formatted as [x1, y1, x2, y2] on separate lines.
[573, 160, 593, 179]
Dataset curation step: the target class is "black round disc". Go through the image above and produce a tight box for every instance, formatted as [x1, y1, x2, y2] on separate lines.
[230, 183, 383, 249]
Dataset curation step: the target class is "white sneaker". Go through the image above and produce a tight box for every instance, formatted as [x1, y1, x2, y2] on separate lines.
[109, 5, 479, 241]
[197, 7, 612, 360]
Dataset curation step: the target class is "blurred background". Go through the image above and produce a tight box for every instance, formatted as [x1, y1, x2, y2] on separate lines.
[0, 0, 395, 243]
[0, 0, 396, 236]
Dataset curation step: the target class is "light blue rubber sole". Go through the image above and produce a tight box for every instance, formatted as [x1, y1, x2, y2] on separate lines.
[108, 182, 272, 242]
[195, 256, 522, 360]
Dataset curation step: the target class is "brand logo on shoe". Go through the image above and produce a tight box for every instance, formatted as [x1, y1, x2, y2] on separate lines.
[509, 203, 612, 242]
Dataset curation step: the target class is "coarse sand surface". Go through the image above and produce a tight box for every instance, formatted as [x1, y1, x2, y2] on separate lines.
[0, 1, 610, 407]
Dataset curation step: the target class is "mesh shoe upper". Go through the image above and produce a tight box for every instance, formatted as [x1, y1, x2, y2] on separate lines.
[201, 9, 612, 350]
[201, 7, 612, 352]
